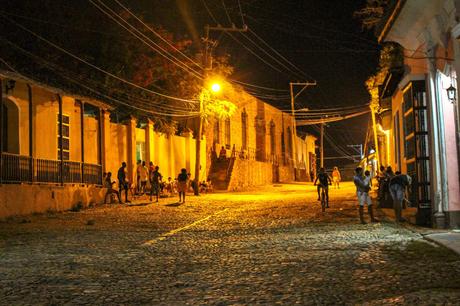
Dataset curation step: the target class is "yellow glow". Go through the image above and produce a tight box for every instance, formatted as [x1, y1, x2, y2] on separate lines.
[211, 83, 221, 93]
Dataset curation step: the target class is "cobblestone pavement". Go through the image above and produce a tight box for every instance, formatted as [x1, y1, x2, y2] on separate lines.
[1, 182, 460, 305]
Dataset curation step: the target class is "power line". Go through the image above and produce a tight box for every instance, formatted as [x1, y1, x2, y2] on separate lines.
[0, 37, 199, 114]
[248, 28, 312, 80]
[89, 0, 204, 80]
[112, 0, 202, 69]
[0, 13, 199, 104]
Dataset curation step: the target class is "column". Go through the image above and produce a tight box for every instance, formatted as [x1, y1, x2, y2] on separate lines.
[127, 116, 137, 185]
[27, 84, 33, 182]
[145, 119, 154, 165]
[101, 110, 111, 174]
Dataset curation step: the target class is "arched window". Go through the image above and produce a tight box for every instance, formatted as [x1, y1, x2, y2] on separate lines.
[225, 118, 231, 148]
[213, 119, 220, 144]
[241, 109, 248, 149]
[1, 98, 20, 154]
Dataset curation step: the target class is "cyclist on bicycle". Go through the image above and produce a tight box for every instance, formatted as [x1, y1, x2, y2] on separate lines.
[314, 167, 332, 206]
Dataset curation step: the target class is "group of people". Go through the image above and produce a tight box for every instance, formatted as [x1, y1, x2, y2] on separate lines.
[353, 165, 411, 224]
[314, 165, 411, 224]
[377, 165, 412, 222]
[103, 161, 193, 204]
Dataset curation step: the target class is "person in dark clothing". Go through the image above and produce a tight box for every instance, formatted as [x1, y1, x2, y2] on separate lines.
[314, 167, 332, 205]
[177, 168, 189, 203]
[389, 172, 412, 222]
[117, 162, 130, 203]
[149, 166, 162, 203]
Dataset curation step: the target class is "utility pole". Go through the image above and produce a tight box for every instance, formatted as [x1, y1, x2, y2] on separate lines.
[289, 81, 316, 179]
[370, 97, 380, 170]
[320, 122, 324, 168]
[194, 24, 247, 195]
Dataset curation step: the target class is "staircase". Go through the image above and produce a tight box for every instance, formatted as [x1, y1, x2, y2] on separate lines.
[208, 157, 235, 191]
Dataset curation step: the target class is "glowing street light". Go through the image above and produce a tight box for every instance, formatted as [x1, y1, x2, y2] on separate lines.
[211, 82, 222, 93]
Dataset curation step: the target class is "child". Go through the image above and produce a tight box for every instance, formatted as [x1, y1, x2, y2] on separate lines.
[364, 170, 372, 190]
[177, 168, 188, 203]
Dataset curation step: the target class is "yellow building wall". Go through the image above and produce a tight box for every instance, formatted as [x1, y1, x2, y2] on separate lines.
[83, 116, 99, 164]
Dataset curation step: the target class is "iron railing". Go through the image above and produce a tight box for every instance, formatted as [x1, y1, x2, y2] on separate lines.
[1, 152, 102, 185]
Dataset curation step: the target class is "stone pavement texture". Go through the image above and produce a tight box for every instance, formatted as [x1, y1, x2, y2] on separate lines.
[1, 182, 460, 305]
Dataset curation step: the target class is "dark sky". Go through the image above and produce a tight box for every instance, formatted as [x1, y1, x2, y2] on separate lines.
[1, 0, 380, 166]
[136, 0, 380, 164]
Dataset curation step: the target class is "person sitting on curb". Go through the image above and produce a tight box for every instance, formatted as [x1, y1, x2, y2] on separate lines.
[353, 167, 378, 224]
[104, 172, 122, 204]
[389, 171, 412, 223]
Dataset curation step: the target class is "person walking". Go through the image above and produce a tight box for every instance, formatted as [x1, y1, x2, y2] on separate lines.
[389, 171, 412, 222]
[353, 167, 377, 224]
[149, 166, 162, 203]
[136, 160, 142, 194]
[177, 168, 189, 203]
[331, 166, 341, 189]
[117, 162, 130, 203]
[139, 161, 149, 195]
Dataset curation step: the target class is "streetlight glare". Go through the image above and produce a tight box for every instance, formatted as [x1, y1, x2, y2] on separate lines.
[211, 83, 221, 93]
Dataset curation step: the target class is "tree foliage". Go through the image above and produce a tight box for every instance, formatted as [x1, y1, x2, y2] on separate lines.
[0, 1, 235, 135]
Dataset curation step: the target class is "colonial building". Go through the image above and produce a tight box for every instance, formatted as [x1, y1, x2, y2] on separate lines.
[374, 0, 460, 228]
[204, 83, 316, 190]
[0, 72, 316, 218]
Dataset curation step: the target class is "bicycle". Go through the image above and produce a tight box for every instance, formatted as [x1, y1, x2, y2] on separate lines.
[317, 184, 328, 212]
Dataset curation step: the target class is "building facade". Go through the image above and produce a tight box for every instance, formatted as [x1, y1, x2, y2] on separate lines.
[204, 84, 317, 190]
[0, 73, 316, 218]
[375, 0, 460, 228]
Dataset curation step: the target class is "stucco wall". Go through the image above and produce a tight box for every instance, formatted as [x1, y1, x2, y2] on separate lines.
[0, 184, 106, 219]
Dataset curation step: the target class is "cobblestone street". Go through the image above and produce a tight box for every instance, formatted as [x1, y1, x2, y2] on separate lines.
[1, 182, 459, 305]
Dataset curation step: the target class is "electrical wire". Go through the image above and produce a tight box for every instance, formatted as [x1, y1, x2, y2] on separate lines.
[0, 36, 199, 114]
[89, 0, 204, 80]
[0, 54, 199, 118]
[237, 0, 245, 26]
[248, 28, 312, 81]
[112, 0, 202, 69]
[240, 31, 306, 81]
[0, 13, 200, 104]
[221, 0, 233, 25]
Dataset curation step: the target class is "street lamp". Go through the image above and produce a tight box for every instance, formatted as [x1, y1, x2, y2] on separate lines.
[446, 84, 456, 103]
[211, 83, 222, 93]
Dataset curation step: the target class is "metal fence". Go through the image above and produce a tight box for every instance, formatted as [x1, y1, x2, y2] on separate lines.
[1, 152, 102, 185]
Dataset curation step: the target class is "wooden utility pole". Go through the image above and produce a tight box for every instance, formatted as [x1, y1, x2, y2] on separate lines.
[194, 24, 247, 195]
[320, 122, 324, 168]
[289, 81, 316, 178]
[370, 102, 380, 169]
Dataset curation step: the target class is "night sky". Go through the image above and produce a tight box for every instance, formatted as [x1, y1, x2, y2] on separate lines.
[137, 0, 380, 165]
[1, 0, 380, 166]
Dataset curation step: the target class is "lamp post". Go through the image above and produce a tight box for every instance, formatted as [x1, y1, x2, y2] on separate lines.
[447, 84, 456, 103]
[194, 81, 222, 195]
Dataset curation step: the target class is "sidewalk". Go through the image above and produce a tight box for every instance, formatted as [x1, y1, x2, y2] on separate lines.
[379, 207, 460, 255]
